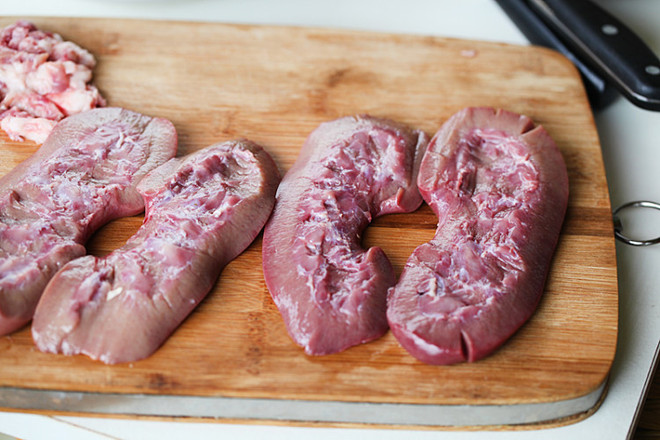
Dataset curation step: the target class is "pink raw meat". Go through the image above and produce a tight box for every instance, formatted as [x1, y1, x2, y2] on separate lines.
[387, 107, 569, 365]
[263, 115, 428, 355]
[0, 21, 106, 144]
[0, 107, 177, 335]
[33, 140, 280, 364]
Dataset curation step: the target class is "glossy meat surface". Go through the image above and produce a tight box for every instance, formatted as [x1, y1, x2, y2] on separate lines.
[0, 21, 106, 144]
[0, 107, 177, 334]
[387, 107, 569, 365]
[32, 140, 280, 364]
[263, 115, 428, 355]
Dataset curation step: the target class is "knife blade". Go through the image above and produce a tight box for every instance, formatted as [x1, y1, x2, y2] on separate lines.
[495, 0, 618, 110]
[527, 0, 660, 111]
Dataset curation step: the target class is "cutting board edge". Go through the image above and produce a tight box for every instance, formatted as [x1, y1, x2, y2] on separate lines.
[0, 376, 608, 428]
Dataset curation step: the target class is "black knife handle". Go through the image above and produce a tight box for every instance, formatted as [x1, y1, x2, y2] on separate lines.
[495, 0, 618, 109]
[528, 0, 660, 111]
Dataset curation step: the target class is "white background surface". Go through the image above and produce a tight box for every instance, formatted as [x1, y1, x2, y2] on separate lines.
[1, 1, 659, 439]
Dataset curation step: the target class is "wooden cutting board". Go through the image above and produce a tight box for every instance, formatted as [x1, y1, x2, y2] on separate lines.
[0, 17, 617, 428]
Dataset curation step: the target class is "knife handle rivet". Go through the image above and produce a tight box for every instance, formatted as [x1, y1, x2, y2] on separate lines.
[601, 24, 619, 36]
[645, 65, 660, 76]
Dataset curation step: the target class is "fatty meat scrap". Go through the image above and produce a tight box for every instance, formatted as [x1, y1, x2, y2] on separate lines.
[0, 20, 106, 144]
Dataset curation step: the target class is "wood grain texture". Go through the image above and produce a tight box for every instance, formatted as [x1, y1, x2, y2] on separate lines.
[0, 17, 617, 418]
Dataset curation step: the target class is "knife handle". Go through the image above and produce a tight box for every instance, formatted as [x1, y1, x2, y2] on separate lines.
[495, 0, 618, 110]
[528, 0, 660, 111]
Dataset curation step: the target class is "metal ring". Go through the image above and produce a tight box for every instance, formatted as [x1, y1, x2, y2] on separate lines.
[613, 200, 660, 246]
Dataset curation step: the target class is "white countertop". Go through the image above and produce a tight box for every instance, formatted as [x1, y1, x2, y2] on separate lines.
[1, 1, 659, 439]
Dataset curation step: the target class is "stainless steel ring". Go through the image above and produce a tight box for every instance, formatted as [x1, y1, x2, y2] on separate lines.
[613, 200, 660, 246]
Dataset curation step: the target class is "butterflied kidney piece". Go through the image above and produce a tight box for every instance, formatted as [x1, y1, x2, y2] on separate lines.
[387, 107, 569, 365]
[32, 140, 280, 364]
[0, 107, 177, 335]
[263, 115, 428, 355]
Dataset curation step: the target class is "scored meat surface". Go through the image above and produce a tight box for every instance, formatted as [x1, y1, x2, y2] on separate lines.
[387, 107, 569, 365]
[32, 140, 280, 364]
[0, 21, 106, 144]
[262, 115, 428, 355]
[0, 107, 177, 335]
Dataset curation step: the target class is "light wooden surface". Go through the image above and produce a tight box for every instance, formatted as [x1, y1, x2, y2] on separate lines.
[0, 17, 617, 423]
